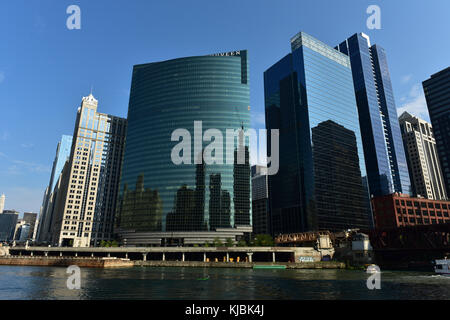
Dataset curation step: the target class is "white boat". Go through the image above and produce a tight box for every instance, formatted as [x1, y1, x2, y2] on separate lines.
[434, 257, 450, 276]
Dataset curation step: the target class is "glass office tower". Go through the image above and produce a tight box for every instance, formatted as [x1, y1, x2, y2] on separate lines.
[336, 33, 411, 197]
[264, 32, 371, 234]
[36, 135, 72, 243]
[423, 67, 450, 196]
[116, 51, 251, 245]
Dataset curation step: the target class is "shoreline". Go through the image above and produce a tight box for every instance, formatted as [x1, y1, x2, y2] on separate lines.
[134, 260, 346, 269]
[0, 256, 346, 269]
[0, 256, 134, 268]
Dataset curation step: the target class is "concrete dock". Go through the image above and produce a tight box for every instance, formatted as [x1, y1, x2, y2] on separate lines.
[0, 245, 342, 269]
[0, 256, 134, 268]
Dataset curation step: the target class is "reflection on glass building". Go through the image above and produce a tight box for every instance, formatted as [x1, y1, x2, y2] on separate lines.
[312, 120, 369, 230]
[115, 51, 252, 245]
[336, 33, 411, 197]
[117, 174, 163, 232]
[264, 31, 372, 234]
[36, 135, 72, 243]
[234, 144, 251, 226]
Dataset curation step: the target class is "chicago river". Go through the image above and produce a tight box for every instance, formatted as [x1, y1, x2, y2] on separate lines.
[1, 266, 449, 300]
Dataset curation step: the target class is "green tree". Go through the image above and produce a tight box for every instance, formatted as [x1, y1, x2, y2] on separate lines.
[252, 234, 274, 246]
[212, 237, 223, 247]
[237, 239, 247, 247]
[225, 238, 234, 247]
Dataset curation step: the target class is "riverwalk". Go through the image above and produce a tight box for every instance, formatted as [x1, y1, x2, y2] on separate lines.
[0, 255, 345, 269]
[0, 255, 134, 268]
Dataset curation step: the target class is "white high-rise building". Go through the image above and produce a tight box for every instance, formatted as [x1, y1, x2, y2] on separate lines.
[0, 194, 5, 213]
[399, 111, 447, 200]
[48, 93, 127, 247]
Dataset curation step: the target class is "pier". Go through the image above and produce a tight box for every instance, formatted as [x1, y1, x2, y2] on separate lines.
[0, 256, 134, 268]
[0, 245, 341, 268]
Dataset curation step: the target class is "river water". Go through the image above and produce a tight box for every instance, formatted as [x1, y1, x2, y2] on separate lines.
[0, 266, 449, 300]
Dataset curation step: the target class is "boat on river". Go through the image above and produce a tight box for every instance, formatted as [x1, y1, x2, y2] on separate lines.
[433, 257, 450, 276]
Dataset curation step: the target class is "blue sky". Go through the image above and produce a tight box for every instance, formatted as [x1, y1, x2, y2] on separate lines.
[1, 0, 449, 214]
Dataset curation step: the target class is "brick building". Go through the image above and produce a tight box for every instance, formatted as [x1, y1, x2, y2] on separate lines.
[371, 193, 450, 229]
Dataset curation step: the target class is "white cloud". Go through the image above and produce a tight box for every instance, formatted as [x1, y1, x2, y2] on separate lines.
[11, 160, 50, 174]
[6, 165, 22, 176]
[20, 143, 34, 148]
[400, 74, 412, 84]
[0, 152, 50, 175]
[397, 83, 430, 121]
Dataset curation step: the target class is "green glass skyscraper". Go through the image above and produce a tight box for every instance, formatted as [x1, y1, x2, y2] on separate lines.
[116, 51, 251, 246]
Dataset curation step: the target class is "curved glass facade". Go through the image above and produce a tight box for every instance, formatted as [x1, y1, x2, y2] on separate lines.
[116, 52, 251, 235]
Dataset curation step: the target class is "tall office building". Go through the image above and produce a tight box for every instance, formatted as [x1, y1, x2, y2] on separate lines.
[13, 219, 26, 241]
[0, 211, 18, 242]
[0, 194, 5, 213]
[251, 165, 269, 235]
[18, 224, 31, 242]
[423, 67, 450, 196]
[264, 32, 371, 234]
[48, 93, 127, 247]
[399, 111, 447, 200]
[336, 33, 411, 197]
[22, 212, 38, 240]
[36, 135, 72, 242]
[116, 51, 252, 246]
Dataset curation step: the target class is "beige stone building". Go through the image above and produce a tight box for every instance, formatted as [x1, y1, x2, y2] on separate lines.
[50, 93, 126, 247]
[399, 111, 447, 200]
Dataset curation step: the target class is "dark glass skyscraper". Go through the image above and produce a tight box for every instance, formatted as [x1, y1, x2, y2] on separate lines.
[264, 32, 371, 234]
[423, 67, 450, 196]
[336, 33, 411, 197]
[116, 51, 251, 245]
[0, 212, 18, 242]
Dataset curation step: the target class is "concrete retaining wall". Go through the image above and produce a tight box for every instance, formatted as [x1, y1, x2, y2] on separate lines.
[0, 256, 134, 268]
[135, 260, 346, 269]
